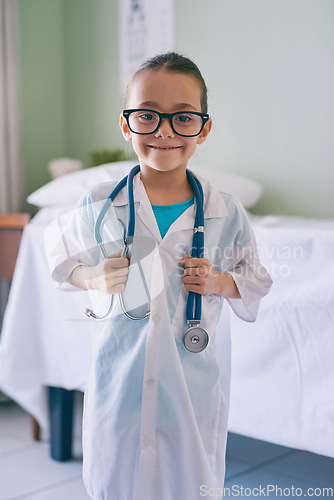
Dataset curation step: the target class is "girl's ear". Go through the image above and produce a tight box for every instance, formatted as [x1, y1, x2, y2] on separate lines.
[120, 115, 132, 142]
[197, 117, 212, 145]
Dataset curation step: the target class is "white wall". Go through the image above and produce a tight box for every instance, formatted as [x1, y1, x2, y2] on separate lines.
[175, 0, 334, 217]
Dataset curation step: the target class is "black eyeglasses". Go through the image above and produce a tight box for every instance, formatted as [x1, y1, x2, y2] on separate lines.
[123, 109, 209, 137]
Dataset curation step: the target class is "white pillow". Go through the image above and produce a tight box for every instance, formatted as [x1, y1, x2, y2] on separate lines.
[27, 161, 262, 209]
[27, 161, 137, 208]
[190, 166, 263, 209]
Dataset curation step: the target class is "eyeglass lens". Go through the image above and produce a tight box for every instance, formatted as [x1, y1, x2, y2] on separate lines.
[128, 111, 204, 136]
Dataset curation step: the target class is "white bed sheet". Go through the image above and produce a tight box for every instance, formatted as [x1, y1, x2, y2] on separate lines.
[0, 209, 333, 457]
[229, 214, 334, 458]
[0, 208, 94, 429]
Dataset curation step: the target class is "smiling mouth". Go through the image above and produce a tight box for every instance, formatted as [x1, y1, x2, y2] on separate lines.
[148, 145, 182, 150]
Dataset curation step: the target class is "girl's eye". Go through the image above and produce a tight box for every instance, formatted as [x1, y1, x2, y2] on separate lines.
[139, 113, 156, 121]
[175, 114, 193, 123]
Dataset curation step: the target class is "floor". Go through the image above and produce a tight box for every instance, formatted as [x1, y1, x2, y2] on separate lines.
[0, 393, 333, 500]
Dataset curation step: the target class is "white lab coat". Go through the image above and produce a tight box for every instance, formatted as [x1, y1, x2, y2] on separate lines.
[48, 170, 272, 500]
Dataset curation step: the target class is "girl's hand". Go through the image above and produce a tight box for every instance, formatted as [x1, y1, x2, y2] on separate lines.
[68, 250, 130, 294]
[179, 254, 221, 296]
[179, 254, 240, 298]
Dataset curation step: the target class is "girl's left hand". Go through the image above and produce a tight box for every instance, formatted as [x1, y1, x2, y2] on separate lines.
[179, 254, 222, 296]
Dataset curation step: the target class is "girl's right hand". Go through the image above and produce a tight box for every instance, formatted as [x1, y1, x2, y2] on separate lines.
[68, 250, 130, 294]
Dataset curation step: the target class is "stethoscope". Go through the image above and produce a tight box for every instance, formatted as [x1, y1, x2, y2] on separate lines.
[85, 165, 209, 353]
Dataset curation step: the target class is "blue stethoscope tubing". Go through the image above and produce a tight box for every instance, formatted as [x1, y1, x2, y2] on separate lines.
[94, 164, 139, 255]
[85, 165, 209, 352]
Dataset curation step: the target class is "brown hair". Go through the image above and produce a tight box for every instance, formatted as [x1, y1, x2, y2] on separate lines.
[125, 52, 208, 114]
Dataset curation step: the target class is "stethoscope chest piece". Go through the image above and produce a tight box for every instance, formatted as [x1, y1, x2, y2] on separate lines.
[183, 325, 209, 353]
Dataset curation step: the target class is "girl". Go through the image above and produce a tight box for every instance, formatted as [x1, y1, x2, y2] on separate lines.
[50, 52, 272, 500]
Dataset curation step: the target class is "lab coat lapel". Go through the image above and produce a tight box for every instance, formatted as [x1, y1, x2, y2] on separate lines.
[194, 171, 229, 219]
[133, 174, 162, 243]
[164, 170, 228, 237]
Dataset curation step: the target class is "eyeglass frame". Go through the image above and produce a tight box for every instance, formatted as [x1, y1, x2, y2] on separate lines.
[122, 109, 210, 137]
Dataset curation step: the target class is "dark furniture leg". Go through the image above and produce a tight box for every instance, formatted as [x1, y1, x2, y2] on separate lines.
[48, 386, 74, 461]
[31, 415, 41, 441]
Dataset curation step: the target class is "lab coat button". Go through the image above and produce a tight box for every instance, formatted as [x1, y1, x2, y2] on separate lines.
[152, 312, 161, 322]
[141, 436, 153, 449]
[146, 378, 155, 387]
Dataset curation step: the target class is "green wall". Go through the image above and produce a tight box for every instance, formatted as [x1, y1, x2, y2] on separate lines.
[19, 0, 125, 208]
[19, 0, 66, 200]
[174, 0, 334, 217]
[19, 0, 334, 218]
[63, 0, 125, 161]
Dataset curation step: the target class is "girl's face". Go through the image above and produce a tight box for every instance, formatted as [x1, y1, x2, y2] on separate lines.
[120, 69, 212, 175]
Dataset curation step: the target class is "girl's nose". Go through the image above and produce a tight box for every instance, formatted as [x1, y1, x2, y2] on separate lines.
[155, 118, 175, 139]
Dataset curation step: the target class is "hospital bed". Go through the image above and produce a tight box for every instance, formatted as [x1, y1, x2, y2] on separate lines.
[1, 162, 333, 460]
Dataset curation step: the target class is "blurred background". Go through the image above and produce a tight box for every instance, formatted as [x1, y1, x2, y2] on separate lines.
[11, 0, 334, 218]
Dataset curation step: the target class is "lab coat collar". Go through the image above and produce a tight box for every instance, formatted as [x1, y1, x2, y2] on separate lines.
[135, 174, 162, 242]
[167, 170, 228, 237]
[107, 168, 228, 241]
[188, 169, 228, 219]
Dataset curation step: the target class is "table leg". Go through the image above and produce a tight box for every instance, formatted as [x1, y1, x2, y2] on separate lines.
[48, 386, 74, 461]
[31, 415, 41, 441]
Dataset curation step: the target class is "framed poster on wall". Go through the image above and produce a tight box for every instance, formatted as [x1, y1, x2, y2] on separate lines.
[119, 0, 174, 91]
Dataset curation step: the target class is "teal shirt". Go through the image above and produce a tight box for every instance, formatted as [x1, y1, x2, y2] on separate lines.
[151, 197, 194, 238]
